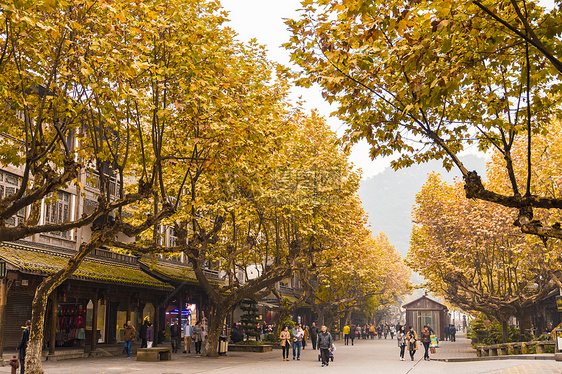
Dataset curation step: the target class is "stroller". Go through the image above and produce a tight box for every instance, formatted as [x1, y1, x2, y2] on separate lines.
[318, 344, 335, 362]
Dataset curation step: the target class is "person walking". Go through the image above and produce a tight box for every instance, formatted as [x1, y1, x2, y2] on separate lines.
[140, 318, 149, 348]
[193, 321, 203, 354]
[17, 320, 31, 374]
[397, 326, 407, 361]
[303, 325, 309, 349]
[170, 321, 180, 353]
[291, 323, 304, 360]
[343, 324, 350, 345]
[350, 324, 357, 346]
[444, 324, 449, 341]
[146, 322, 154, 348]
[420, 325, 431, 361]
[450, 324, 456, 342]
[183, 318, 193, 353]
[280, 326, 291, 361]
[310, 322, 319, 350]
[383, 324, 389, 339]
[317, 325, 333, 367]
[123, 320, 136, 358]
[406, 326, 418, 361]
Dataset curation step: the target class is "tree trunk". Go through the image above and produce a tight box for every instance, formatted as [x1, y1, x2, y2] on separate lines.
[518, 312, 531, 342]
[25, 242, 100, 373]
[25, 277, 59, 374]
[502, 320, 508, 344]
[203, 303, 230, 357]
[345, 309, 352, 326]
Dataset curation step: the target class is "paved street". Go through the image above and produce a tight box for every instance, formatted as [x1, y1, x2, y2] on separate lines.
[1, 336, 561, 374]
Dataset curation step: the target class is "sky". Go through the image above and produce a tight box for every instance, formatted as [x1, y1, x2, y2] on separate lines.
[220, 0, 392, 179]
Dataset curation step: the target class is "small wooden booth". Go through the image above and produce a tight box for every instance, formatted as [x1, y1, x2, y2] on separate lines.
[402, 296, 448, 341]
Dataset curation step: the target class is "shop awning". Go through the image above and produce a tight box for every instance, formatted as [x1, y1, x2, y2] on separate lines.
[0, 241, 172, 290]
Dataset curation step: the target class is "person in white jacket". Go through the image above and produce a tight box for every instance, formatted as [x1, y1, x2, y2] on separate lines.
[183, 317, 193, 353]
[291, 324, 304, 360]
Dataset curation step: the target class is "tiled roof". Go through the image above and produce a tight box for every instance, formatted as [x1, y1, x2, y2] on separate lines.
[139, 258, 225, 287]
[140, 258, 198, 283]
[0, 242, 172, 289]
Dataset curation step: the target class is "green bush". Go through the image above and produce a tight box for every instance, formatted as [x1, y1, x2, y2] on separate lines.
[537, 333, 552, 341]
[508, 326, 521, 342]
[263, 333, 279, 343]
[545, 344, 555, 353]
[237, 340, 263, 345]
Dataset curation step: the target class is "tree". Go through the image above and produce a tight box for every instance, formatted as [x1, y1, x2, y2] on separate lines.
[0, 1, 232, 372]
[407, 173, 557, 342]
[302, 198, 411, 328]
[239, 299, 260, 341]
[285, 0, 562, 240]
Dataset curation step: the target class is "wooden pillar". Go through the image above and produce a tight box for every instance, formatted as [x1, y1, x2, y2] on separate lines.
[49, 289, 58, 355]
[0, 278, 8, 361]
[90, 293, 99, 353]
[153, 299, 160, 347]
[126, 295, 131, 322]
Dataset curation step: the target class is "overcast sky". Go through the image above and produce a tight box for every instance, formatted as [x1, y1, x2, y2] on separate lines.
[220, 0, 391, 179]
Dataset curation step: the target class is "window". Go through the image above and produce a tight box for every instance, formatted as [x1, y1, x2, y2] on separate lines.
[0, 171, 24, 226]
[45, 191, 72, 238]
[168, 227, 178, 247]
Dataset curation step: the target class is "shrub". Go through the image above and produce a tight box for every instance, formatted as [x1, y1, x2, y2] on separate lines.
[537, 333, 552, 341]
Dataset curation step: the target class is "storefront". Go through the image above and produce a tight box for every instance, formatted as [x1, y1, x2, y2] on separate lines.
[0, 241, 172, 358]
[139, 258, 212, 337]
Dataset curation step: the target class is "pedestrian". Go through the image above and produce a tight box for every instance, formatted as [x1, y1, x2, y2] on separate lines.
[343, 324, 350, 346]
[310, 322, 319, 350]
[397, 326, 407, 361]
[425, 323, 435, 335]
[384, 324, 389, 339]
[450, 324, 456, 342]
[406, 326, 418, 361]
[350, 324, 357, 345]
[420, 325, 431, 361]
[303, 325, 309, 349]
[291, 323, 304, 360]
[17, 320, 31, 374]
[317, 325, 333, 367]
[123, 320, 136, 358]
[444, 324, 449, 341]
[193, 320, 203, 354]
[390, 325, 395, 339]
[146, 322, 154, 348]
[279, 326, 291, 361]
[10, 355, 19, 374]
[140, 318, 149, 348]
[170, 320, 180, 353]
[183, 318, 193, 353]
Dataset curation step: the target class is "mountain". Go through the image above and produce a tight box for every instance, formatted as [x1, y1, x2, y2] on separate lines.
[358, 155, 487, 259]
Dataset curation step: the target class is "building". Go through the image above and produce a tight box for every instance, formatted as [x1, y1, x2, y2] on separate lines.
[402, 295, 449, 340]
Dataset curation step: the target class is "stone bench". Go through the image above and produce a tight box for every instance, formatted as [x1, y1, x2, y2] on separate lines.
[136, 347, 172, 361]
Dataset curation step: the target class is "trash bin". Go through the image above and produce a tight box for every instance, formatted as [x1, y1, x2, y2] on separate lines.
[218, 336, 228, 355]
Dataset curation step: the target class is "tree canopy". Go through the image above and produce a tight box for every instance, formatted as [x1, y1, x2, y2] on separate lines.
[286, 0, 562, 239]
